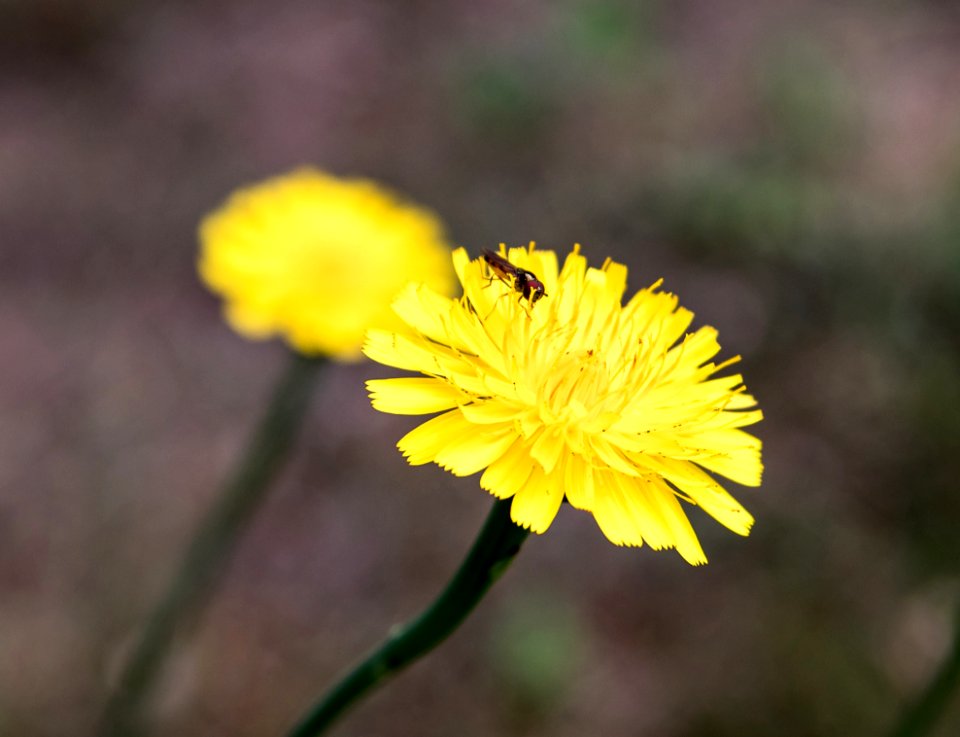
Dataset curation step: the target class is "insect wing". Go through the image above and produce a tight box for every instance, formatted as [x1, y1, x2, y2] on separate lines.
[481, 249, 518, 280]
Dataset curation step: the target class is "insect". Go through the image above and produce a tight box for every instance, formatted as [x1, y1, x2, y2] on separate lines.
[481, 248, 547, 307]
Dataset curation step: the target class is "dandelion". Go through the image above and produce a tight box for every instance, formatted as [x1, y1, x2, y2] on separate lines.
[365, 244, 763, 564]
[102, 171, 455, 737]
[285, 247, 763, 735]
[198, 168, 455, 359]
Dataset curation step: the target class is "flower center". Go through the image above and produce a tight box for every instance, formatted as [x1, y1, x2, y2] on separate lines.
[539, 348, 615, 428]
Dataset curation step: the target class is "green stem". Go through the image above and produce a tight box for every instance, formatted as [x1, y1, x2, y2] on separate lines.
[100, 352, 324, 737]
[888, 603, 960, 737]
[285, 497, 530, 737]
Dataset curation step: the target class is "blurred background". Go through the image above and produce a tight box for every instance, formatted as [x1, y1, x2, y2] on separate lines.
[3, 0, 960, 735]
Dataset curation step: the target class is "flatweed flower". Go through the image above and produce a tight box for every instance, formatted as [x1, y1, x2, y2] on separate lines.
[199, 168, 454, 360]
[365, 245, 763, 564]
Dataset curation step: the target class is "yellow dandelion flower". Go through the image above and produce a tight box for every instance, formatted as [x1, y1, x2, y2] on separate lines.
[198, 168, 455, 360]
[364, 244, 763, 565]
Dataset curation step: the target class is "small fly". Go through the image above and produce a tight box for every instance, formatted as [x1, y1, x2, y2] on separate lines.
[481, 248, 547, 307]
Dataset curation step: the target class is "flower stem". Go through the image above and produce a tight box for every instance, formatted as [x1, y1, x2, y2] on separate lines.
[100, 352, 324, 737]
[285, 497, 530, 737]
[888, 602, 960, 737]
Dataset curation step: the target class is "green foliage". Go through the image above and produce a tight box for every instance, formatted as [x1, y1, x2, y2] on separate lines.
[450, 57, 557, 147]
[564, 0, 660, 62]
[753, 37, 858, 169]
[488, 591, 582, 711]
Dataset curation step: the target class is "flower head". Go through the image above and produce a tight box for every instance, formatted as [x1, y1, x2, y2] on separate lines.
[364, 245, 763, 565]
[198, 168, 455, 360]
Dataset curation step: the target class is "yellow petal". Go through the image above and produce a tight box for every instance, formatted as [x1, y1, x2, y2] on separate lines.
[529, 426, 566, 475]
[600, 258, 628, 302]
[686, 430, 764, 487]
[366, 378, 463, 415]
[671, 326, 721, 371]
[629, 454, 754, 535]
[224, 302, 275, 338]
[612, 473, 672, 550]
[591, 472, 644, 547]
[480, 437, 533, 499]
[391, 283, 455, 343]
[725, 390, 759, 409]
[451, 247, 472, 288]
[588, 436, 642, 477]
[363, 329, 439, 372]
[459, 400, 525, 425]
[528, 246, 559, 291]
[434, 424, 518, 477]
[510, 464, 564, 533]
[593, 471, 705, 556]
[644, 477, 708, 565]
[559, 454, 592, 510]
[363, 330, 476, 379]
[694, 408, 764, 433]
[397, 410, 471, 465]
[554, 248, 588, 323]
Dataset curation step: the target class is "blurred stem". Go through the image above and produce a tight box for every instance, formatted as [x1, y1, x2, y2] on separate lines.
[285, 497, 530, 737]
[100, 352, 324, 737]
[888, 602, 960, 737]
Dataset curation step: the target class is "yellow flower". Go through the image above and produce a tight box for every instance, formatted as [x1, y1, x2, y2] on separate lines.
[198, 168, 455, 360]
[364, 244, 763, 564]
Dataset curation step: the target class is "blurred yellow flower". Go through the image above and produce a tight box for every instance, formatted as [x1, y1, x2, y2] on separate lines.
[364, 245, 763, 564]
[198, 168, 455, 360]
